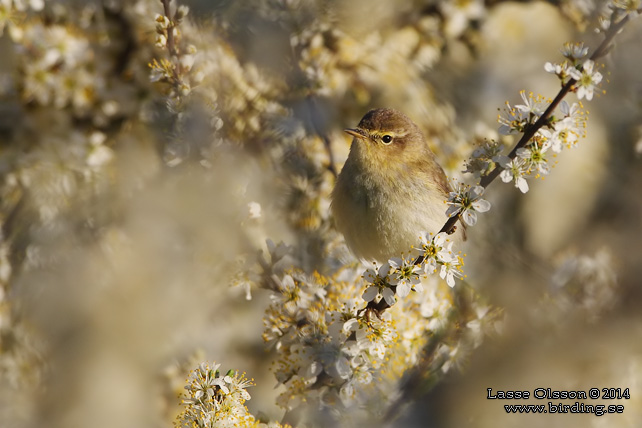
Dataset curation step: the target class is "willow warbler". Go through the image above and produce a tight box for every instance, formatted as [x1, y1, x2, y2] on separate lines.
[331, 108, 463, 262]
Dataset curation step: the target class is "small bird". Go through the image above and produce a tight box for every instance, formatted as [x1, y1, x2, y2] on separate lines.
[331, 108, 463, 262]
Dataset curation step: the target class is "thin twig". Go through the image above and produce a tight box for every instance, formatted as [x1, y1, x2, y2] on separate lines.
[363, 11, 632, 315]
[161, 0, 178, 57]
[438, 12, 630, 235]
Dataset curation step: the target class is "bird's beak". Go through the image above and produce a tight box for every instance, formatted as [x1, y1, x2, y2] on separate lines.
[344, 127, 368, 140]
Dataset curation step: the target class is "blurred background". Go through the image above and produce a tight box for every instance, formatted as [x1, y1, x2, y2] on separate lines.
[0, 0, 640, 427]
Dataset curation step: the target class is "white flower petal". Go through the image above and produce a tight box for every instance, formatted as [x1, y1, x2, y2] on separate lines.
[305, 361, 323, 380]
[516, 177, 529, 193]
[446, 274, 455, 287]
[500, 168, 513, 183]
[343, 318, 359, 332]
[423, 258, 437, 274]
[568, 68, 582, 80]
[334, 356, 352, 379]
[362, 286, 379, 302]
[496, 155, 511, 168]
[340, 381, 355, 406]
[396, 281, 411, 297]
[388, 258, 402, 270]
[472, 199, 491, 212]
[498, 124, 513, 135]
[516, 148, 530, 159]
[446, 205, 461, 218]
[434, 232, 448, 246]
[462, 210, 477, 226]
[538, 162, 551, 175]
[382, 288, 396, 306]
[379, 262, 392, 277]
[560, 100, 570, 116]
[363, 268, 377, 283]
[470, 185, 485, 198]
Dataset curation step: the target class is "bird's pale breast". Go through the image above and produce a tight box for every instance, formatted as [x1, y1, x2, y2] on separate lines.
[332, 157, 449, 262]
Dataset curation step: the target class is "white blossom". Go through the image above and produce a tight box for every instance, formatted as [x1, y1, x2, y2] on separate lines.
[498, 156, 529, 193]
[446, 184, 491, 226]
[388, 257, 421, 297]
[569, 60, 602, 101]
[416, 232, 456, 273]
[560, 42, 589, 60]
[439, 258, 463, 288]
[362, 262, 396, 305]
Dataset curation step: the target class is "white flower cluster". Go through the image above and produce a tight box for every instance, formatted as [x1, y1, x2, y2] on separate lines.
[264, 268, 394, 412]
[150, 5, 193, 98]
[293, 17, 444, 101]
[0, 0, 44, 35]
[502, 99, 584, 190]
[257, 235, 496, 421]
[464, 38, 600, 198]
[13, 22, 101, 112]
[497, 90, 549, 136]
[149, 1, 291, 166]
[463, 139, 505, 178]
[177, 361, 282, 428]
[599, 0, 642, 32]
[544, 42, 603, 101]
[361, 232, 464, 311]
[466, 87, 586, 194]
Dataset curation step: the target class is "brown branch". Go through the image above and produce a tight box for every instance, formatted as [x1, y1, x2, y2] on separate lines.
[476, 11, 630, 193]
[361, 10, 633, 316]
[160, 0, 178, 57]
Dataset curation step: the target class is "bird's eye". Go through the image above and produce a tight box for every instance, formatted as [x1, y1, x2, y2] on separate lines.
[381, 135, 393, 144]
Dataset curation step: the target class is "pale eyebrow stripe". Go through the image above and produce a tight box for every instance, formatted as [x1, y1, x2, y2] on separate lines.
[371, 129, 410, 138]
